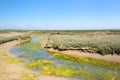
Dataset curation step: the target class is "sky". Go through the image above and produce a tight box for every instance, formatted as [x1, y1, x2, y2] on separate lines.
[0, 0, 120, 30]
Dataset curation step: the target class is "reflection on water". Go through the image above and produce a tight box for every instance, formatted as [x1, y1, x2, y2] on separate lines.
[10, 37, 120, 80]
[30, 37, 39, 43]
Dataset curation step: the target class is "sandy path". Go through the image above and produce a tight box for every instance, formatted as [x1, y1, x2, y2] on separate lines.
[0, 41, 80, 80]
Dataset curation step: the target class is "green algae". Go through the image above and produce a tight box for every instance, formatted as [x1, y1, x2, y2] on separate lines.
[47, 50, 120, 70]
[19, 42, 42, 52]
[26, 59, 120, 80]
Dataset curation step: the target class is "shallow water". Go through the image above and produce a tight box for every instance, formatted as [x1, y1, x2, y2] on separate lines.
[10, 37, 120, 80]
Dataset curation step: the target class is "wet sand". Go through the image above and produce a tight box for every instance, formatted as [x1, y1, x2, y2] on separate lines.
[0, 41, 80, 80]
[46, 48, 120, 63]
[0, 40, 18, 53]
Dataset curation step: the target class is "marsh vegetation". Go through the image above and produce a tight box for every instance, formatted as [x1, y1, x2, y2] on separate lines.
[10, 34, 120, 80]
[0, 31, 31, 44]
[0, 30, 120, 80]
[46, 31, 120, 55]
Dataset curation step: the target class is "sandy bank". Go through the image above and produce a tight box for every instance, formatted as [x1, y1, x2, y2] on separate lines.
[46, 48, 120, 63]
[0, 40, 18, 53]
[39, 37, 120, 63]
[0, 40, 80, 80]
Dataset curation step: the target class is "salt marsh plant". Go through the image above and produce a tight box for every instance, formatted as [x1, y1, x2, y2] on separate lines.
[46, 34, 120, 55]
[0, 34, 30, 44]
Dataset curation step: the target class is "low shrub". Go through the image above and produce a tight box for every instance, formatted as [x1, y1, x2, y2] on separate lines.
[0, 34, 30, 44]
[46, 35, 120, 55]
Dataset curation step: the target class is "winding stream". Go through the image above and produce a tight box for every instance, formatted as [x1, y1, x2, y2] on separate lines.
[10, 37, 120, 80]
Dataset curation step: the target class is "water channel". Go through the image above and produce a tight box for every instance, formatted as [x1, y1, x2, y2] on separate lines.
[10, 37, 120, 80]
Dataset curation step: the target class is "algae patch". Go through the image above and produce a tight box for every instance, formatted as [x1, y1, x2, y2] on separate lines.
[47, 50, 120, 70]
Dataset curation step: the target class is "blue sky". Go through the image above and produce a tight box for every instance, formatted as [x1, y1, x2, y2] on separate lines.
[0, 0, 120, 30]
